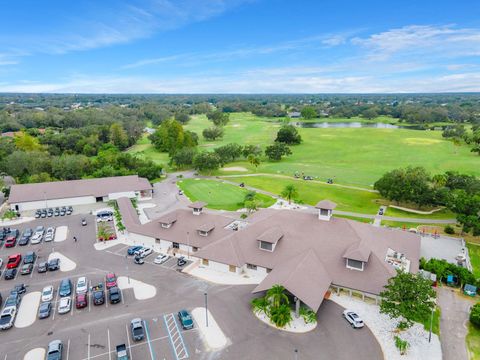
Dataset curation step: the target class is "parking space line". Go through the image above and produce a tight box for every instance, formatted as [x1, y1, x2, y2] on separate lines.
[88, 292, 91, 312]
[87, 333, 91, 360]
[120, 288, 125, 305]
[66, 338, 71, 360]
[30, 257, 37, 278]
[4, 353, 7, 360]
[163, 313, 189, 360]
[125, 324, 133, 360]
[107, 328, 112, 360]
[143, 320, 156, 360]
[105, 290, 108, 308]
[52, 286, 59, 320]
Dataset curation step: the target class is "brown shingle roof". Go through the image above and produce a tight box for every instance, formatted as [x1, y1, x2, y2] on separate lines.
[256, 228, 283, 244]
[197, 223, 215, 233]
[253, 250, 332, 311]
[9, 175, 152, 203]
[196, 210, 420, 296]
[315, 200, 337, 210]
[188, 201, 207, 209]
[158, 213, 177, 225]
[116, 197, 141, 227]
[342, 241, 371, 262]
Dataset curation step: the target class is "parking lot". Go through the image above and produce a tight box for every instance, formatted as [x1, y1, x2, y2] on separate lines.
[0, 205, 383, 360]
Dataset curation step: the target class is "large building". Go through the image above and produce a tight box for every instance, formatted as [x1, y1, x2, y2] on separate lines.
[9, 175, 152, 211]
[118, 198, 420, 312]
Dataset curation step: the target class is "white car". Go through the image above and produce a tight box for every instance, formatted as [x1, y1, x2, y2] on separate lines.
[154, 254, 169, 264]
[76, 276, 88, 294]
[44, 227, 56, 242]
[58, 297, 71, 314]
[134, 247, 153, 258]
[342, 310, 364, 329]
[0, 258, 3, 269]
[30, 233, 43, 244]
[0, 307, 17, 330]
[41, 286, 54, 302]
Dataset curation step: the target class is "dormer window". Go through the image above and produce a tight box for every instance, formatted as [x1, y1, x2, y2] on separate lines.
[158, 213, 177, 229]
[188, 201, 207, 215]
[257, 228, 283, 252]
[315, 200, 337, 221]
[197, 223, 215, 237]
[346, 259, 364, 271]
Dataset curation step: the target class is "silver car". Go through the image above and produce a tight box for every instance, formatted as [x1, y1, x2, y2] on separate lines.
[47, 339, 63, 360]
[342, 309, 364, 329]
[58, 297, 71, 314]
[44, 227, 56, 242]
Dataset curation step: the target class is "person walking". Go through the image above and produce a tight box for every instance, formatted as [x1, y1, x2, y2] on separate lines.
[73, 236, 77, 242]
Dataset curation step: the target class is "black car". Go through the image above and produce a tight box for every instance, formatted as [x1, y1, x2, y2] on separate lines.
[177, 256, 187, 267]
[18, 236, 30, 246]
[109, 287, 121, 304]
[37, 261, 48, 273]
[93, 288, 105, 305]
[23, 251, 36, 264]
[38, 301, 52, 319]
[4, 268, 17, 280]
[48, 258, 60, 271]
[19, 228, 33, 246]
[134, 255, 144, 265]
[11, 283, 27, 296]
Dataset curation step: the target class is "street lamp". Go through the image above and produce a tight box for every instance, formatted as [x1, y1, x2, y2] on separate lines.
[187, 231, 190, 260]
[204, 292, 209, 327]
[294, 349, 298, 360]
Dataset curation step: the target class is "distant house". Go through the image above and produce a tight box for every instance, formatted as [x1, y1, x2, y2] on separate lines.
[144, 127, 156, 135]
[287, 111, 301, 118]
[1, 131, 22, 138]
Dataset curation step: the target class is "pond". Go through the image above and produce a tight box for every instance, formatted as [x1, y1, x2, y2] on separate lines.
[289, 121, 437, 130]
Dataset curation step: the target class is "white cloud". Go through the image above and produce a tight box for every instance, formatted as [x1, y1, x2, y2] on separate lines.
[351, 24, 480, 60]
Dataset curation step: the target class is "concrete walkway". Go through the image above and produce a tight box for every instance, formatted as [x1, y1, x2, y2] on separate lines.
[437, 287, 475, 360]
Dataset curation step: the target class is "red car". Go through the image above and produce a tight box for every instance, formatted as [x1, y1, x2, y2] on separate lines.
[6, 254, 22, 269]
[75, 293, 88, 309]
[105, 273, 117, 289]
[5, 236, 17, 248]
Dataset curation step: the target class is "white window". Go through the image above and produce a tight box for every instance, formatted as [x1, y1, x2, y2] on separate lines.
[198, 230, 209, 237]
[161, 222, 171, 229]
[247, 263, 257, 270]
[320, 209, 329, 216]
[346, 259, 364, 271]
[259, 241, 273, 251]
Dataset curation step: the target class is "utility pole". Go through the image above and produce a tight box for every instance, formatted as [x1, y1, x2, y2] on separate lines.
[204, 292, 209, 327]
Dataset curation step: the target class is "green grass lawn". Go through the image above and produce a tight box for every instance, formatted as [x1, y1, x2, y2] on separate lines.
[467, 243, 480, 279]
[177, 178, 275, 211]
[417, 307, 441, 336]
[224, 175, 382, 214]
[126, 133, 170, 166]
[467, 324, 480, 360]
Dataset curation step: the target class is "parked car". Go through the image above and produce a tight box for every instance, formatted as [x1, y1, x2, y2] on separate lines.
[116, 344, 129, 360]
[378, 209, 384, 215]
[41, 286, 54, 302]
[127, 245, 143, 255]
[177, 256, 187, 267]
[54, 208, 60, 217]
[34, 225, 45, 236]
[23, 251, 36, 264]
[47, 340, 63, 360]
[37, 261, 48, 273]
[109, 287, 121, 304]
[4, 269, 17, 280]
[35, 210, 41, 218]
[4, 236, 16, 248]
[58, 297, 71, 314]
[0, 258, 3, 269]
[76, 276, 88, 294]
[40, 209, 47, 218]
[44, 227, 56, 242]
[130, 318, 145, 341]
[10, 284, 27, 296]
[48, 258, 60, 271]
[178, 309, 194, 330]
[58, 278, 72, 297]
[75, 293, 88, 309]
[6, 254, 22, 269]
[154, 254, 169, 264]
[38, 301, 52, 319]
[342, 310, 364, 329]
[19, 228, 32, 246]
[66, 206, 73, 215]
[20, 263, 33, 275]
[81, 218, 87, 226]
[303, 175, 314, 180]
[96, 211, 113, 222]
[0, 307, 16, 330]
[134, 247, 153, 258]
[93, 287, 105, 305]
[105, 273, 117, 289]
[47, 208, 54, 217]
[60, 207, 66, 216]
[134, 256, 144, 265]
[30, 232, 43, 244]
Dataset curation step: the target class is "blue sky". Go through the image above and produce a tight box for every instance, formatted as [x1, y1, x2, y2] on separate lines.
[0, 0, 479, 93]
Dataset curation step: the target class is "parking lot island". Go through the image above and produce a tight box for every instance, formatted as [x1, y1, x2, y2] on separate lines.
[191, 307, 228, 350]
[117, 276, 156, 300]
[23, 348, 46, 360]
[48, 252, 76, 272]
[53, 225, 68, 242]
[15, 291, 41, 328]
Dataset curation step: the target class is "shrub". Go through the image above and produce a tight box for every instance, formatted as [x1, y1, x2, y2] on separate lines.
[470, 303, 480, 327]
[444, 225, 455, 234]
[299, 306, 317, 324]
[394, 336, 409, 355]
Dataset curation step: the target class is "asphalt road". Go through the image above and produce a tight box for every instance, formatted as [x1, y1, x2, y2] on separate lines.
[0, 212, 383, 360]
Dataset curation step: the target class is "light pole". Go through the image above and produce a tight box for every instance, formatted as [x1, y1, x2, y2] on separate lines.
[204, 292, 209, 327]
[429, 306, 434, 343]
[187, 231, 190, 260]
[44, 191, 47, 209]
[294, 349, 298, 360]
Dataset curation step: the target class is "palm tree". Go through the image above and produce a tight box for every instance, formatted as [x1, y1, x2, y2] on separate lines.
[251, 296, 269, 315]
[281, 184, 298, 204]
[269, 304, 292, 328]
[266, 285, 289, 308]
[247, 154, 261, 171]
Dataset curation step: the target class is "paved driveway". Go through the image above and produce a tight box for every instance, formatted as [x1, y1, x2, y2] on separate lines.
[438, 287, 475, 360]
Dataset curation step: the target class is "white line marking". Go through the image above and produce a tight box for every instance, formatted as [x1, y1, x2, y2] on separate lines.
[125, 323, 133, 360]
[87, 333, 91, 360]
[66, 338, 71, 360]
[107, 328, 112, 360]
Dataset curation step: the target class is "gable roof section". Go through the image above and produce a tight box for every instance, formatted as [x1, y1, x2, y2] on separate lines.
[197, 223, 215, 233]
[9, 175, 152, 203]
[188, 201, 207, 209]
[315, 200, 337, 210]
[342, 241, 371, 262]
[256, 228, 283, 244]
[116, 197, 141, 228]
[253, 250, 332, 312]
[158, 213, 177, 225]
